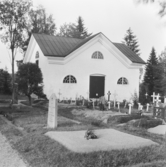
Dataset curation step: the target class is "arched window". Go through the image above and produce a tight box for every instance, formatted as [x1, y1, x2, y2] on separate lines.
[92, 51, 104, 59]
[117, 77, 128, 85]
[63, 75, 77, 83]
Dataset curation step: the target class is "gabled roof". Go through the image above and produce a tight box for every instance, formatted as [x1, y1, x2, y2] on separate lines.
[113, 43, 145, 64]
[33, 33, 100, 57]
[33, 33, 145, 64]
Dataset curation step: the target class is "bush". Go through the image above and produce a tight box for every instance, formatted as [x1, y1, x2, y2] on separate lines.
[133, 118, 163, 129]
[91, 120, 103, 127]
[117, 114, 145, 123]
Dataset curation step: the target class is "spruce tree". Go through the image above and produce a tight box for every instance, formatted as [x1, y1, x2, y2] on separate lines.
[143, 47, 158, 97]
[74, 16, 92, 39]
[58, 16, 92, 39]
[123, 28, 140, 56]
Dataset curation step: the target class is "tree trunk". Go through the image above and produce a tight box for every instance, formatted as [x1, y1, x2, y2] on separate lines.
[11, 48, 15, 104]
[28, 95, 32, 106]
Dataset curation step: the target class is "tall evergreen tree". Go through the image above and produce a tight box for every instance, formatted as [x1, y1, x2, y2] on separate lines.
[123, 28, 140, 56]
[58, 16, 92, 39]
[143, 47, 158, 97]
[74, 16, 92, 39]
[154, 47, 166, 95]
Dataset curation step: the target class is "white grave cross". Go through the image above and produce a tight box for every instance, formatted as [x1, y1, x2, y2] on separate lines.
[155, 93, 161, 107]
[47, 93, 58, 129]
[151, 92, 157, 103]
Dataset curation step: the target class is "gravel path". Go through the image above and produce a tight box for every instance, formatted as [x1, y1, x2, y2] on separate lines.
[0, 132, 29, 167]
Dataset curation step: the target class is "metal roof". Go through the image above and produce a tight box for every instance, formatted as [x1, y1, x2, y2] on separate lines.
[33, 33, 99, 57]
[113, 43, 145, 64]
[33, 33, 145, 64]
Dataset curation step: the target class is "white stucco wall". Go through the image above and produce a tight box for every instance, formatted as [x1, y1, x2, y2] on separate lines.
[27, 40, 140, 102]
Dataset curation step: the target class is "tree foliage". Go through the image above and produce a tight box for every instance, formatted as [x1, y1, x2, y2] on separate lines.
[143, 47, 158, 97]
[154, 47, 166, 95]
[16, 63, 43, 105]
[0, 0, 32, 103]
[0, 69, 12, 94]
[58, 16, 92, 39]
[123, 28, 140, 56]
[21, 5, 57, 52]
[58, 23, 76, 37]
[136, 0, 166, 17]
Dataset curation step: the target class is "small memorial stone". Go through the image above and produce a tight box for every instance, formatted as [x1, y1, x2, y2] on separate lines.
[146, 103, 149, 112]
[128, 103, 132, 114]
[117, 102, 120, 110]
[138, 103, 141, 110]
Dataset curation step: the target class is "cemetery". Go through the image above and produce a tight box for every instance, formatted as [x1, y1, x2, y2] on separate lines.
[0, 91, 166, 167]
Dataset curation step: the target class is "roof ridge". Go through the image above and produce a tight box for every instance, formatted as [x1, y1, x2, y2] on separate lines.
[33, 32, 101, 41]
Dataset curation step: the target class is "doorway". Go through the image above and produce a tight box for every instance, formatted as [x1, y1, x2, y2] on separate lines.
[89, 75, 105, 98]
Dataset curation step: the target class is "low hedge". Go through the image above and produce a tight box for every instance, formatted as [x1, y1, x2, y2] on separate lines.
[116, 114, 148, 124]
[133, 118, 163, 129]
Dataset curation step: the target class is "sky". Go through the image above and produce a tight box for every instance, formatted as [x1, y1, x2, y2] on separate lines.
[0, 0, 166, 72]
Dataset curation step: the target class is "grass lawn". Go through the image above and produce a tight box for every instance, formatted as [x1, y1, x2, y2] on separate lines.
[0, 103, 166, 167]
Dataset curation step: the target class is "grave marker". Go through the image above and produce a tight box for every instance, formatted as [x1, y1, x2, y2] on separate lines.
[47, 93, 58, 129]
[140, 105, 143, 111]
[164, 97, 166, 104]
[151, 92, 157, 103]
[117, 102, 120, 111]
[138, 103, 141, 110]
[146, 103, 149, 112]
[113, 91, 118, 108]
[107, 91, 111, 101]
[128, 103, 132, 114]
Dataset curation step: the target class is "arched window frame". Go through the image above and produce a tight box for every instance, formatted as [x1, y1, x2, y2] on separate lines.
[117, 77, 128, 85]
[63, 75, 77, 83]
[92, 51, 104, 59]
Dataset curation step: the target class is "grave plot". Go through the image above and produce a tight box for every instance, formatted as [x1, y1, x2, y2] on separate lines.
[45, 129, 158, 153]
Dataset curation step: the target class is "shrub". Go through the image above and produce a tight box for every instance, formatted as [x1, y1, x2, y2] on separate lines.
[91, 120, 102, 127]
[117, 115, 144, 123]
[133, 118, 163, 129]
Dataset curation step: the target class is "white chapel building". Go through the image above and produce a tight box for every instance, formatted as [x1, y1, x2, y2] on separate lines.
[23, 32, 145, 102]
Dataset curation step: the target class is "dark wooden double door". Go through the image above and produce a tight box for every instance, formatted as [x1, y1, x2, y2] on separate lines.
[89, 76, 105, 98]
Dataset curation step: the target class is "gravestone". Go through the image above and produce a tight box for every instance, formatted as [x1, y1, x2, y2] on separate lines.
[113, 92, 118, 108]
[47, 93, 58, 128]
[138, 103, 141, 110]
[146, 103, 149, 112]
[117, 102, 120, 112]
[31, 93, 38, 104]
[128, 103, 132, 114]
